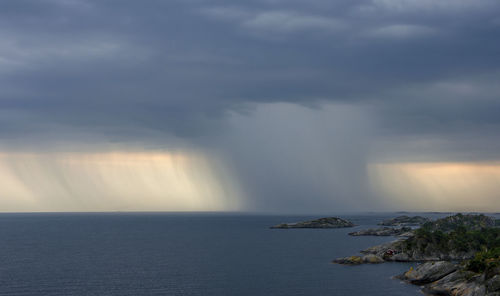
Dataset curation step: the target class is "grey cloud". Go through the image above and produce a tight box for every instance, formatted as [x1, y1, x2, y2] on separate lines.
[355, 0, 499, 14]
[363, 24, 438, 39]
[238, 10, 344, 33]
[207, 103, 377, 213]
[0, 0, 500, 212]
[0, 0, 498, 145]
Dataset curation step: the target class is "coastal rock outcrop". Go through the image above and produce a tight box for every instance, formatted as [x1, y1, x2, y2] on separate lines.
[378, 215, 430, 226]
[357, 236, 476, 262]
[400, 265, 500, 296]
[270, 217, 355, 229]
[338, 214, 499, 264]
[422, 270, 487, 296]
[332, 213, 500, 295]
[332, 254, 384, 265]
[359, 240, 410, 261]
[396, 261, 459, 285]
[348, 226, 412, 237]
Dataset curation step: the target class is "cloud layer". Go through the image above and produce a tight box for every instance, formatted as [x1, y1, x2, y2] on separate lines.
[1, 0, 499, 212]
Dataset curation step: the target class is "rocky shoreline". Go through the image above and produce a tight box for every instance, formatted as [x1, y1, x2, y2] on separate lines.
[269, 213, 499, 295]
[397, 261, 500, 296]
[348, 226, 413, 237]
[333, 214, 500, 295]
[378, 215, 430, 226]
[270, 217, 355, 229]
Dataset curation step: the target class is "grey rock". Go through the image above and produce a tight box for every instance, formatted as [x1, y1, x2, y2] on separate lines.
[332, 254, 384, 265]
[423, 270, 485, 296]
[391, 253, 411, 262]
[397, 231, 415, 238]
[359, 239, 471, 262]
[361, 240, 402, 255]
[487, 275, 500, 293]
[398, 261, 459, 285]
[409, 269, 500, 296]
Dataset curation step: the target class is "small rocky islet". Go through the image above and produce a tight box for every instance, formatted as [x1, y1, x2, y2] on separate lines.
[348, 226, 413, 237]
[333, 213, 500, 296]
[270, 217, 355, 229]
[378, 215, 430, 226]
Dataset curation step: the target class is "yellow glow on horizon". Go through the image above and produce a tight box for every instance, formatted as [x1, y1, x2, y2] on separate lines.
[0, 151, 242, 212]
[368, 162, 500, 212]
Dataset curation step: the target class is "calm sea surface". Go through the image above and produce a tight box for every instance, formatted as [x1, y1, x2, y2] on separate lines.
[0, 213, 450, 296]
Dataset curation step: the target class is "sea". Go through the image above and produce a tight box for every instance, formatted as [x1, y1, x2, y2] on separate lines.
[0, 212, 481, 296]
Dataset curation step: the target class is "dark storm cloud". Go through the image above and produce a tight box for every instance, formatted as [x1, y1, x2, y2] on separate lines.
[1, 0, 499, 146]
[1, 0, 500, 213]
[213, 103, 377, 213]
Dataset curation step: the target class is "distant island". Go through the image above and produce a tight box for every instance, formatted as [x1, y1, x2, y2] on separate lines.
[348, 226, 412, 237]
[270, 217, 355, 229]
[334, 213, 500, 296]
[378, 215, 430, 226]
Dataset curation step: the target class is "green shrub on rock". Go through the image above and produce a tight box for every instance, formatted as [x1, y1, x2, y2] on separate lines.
[466, 247, 500, 274]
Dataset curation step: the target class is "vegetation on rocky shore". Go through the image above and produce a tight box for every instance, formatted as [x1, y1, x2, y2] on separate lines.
[400, 221, 500, 261]
[397, 221, 500, 295]
[334, 213, 500, 295]
[467, 248, 500, 274]
[419, 213, 495, 232]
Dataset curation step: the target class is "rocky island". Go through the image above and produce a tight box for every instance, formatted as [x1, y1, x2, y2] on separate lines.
[270, 217, 355, 229]
[348, 226, 412, 237]
[334, 214, 500, 295]
[378, 215, 430, 226]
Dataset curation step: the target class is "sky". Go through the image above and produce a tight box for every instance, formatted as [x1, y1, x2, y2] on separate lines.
[0, 0, 499, 213]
